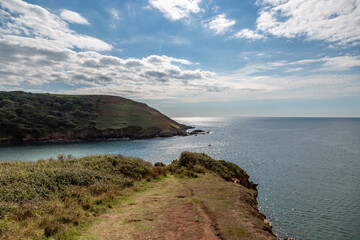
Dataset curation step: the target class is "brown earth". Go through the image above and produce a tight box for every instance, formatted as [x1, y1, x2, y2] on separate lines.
[79, 173, 277, 240]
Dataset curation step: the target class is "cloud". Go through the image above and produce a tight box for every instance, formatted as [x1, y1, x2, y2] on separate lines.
[0, 0, 111, 51]
[60, 9, 89, 25]
[233, 55, 360, 77]
[321, 56, 360, 70]
[170, 36, 189, 45]
[254, 0, 360, 46]
[1, 0, 359, 103]
[108, 8, 120, 20]
[203, 14, 236, 34]
[0, 0, 222, 101]
[0, 36, 218, 100]
[2, 31, 358, 103]
[149, 0, 202, 21]
[281, 55, 360, 72]
[234, 28, 265, 39]
[214, 61, 360, 101]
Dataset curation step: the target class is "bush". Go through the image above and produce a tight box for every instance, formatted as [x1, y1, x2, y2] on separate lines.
[169, 152, 255, 189]
[154, 162, 166, 167]
[0, 92, 98, 141]
[0, 154, 156, 239]
[149, 166, 167, 179]
[0, 99, 14, 107]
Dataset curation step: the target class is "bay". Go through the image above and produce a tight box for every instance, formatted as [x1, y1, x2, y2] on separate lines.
[1, 117, 359, 239]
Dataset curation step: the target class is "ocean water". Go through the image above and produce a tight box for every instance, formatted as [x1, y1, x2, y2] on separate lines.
[1, 117, 359, 239]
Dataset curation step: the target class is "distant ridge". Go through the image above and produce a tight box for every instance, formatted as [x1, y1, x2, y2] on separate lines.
[0, 91, 190, 143]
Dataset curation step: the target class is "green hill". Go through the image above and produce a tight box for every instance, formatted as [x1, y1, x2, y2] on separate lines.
[0, 91, 189, 142]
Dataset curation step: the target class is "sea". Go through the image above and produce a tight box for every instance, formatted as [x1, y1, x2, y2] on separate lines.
[0, 117, 359, 240]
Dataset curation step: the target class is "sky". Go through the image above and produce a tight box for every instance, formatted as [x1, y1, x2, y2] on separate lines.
[0, 0, 360, 117]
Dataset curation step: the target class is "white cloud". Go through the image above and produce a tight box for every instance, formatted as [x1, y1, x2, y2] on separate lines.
[149, 0, 202, 21]
[60, 9, 89, 25]
[321, 56, 360, 70]
[2, 31, 359, 102]
[282, 55, 360, 71]
[234, 29, 265, 39]
[235, 55, 360, 76]
[170, 36, 189, 45]
[203, 14, 236, 34]
[0, 0, 111, 51]
[0, 0, 359, 103]
[286, 67, 302, 73]
[214, 62, 360, 101]
[255, 0, 360, 45]
[108, 8, 120, 20]
[0, 36, 218, 100]
[0, 0, 221, 101]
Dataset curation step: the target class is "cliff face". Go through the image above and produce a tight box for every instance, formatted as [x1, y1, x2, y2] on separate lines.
[0, 91, 188, 143]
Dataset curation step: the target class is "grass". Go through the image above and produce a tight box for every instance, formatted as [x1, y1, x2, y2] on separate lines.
[94, 100, 183, 133]
[0, 154, 166, 240]
[227, 228, 246, 237]
[79, 160, 272, 240]
[0, 152, 266, 240]
[192, 198, 201, 204]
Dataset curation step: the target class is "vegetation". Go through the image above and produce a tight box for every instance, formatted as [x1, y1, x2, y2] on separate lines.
[0, 91, 187, 142]
[0, 92, 95, 140]
[168, 152, 257, 189]
[0, 154, 166, 239]
[0, 152, 262, 239]
[78, 154, 275, 240]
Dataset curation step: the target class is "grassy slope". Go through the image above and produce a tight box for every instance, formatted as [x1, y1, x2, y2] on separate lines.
[0, 91, 186, 142]
[93, 95, 183, 134]
[0, 152, 276, 240]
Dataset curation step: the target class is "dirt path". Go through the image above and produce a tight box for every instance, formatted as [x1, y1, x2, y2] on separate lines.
[79, 174, 277, 240]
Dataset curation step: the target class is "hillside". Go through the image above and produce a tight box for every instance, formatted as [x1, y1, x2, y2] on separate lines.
[0, 152, 277, 240]
[0, 91, 189, 142]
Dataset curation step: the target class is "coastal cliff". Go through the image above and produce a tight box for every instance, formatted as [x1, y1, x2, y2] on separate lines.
[0, 91, 189, 143]
[0, 152, 277, 240]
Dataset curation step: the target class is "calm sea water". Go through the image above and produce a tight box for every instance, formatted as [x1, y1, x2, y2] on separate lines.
[1, 117, 359, 239]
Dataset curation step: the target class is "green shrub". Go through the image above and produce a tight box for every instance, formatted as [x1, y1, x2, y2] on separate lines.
[0, 154, 155, 239]
[154, 162, 166, 167]
[169, 152, 255, 189]
[193, 165, 206, 174]
[0, 91, 97, 140]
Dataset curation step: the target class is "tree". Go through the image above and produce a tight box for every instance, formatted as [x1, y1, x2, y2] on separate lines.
[44, 115, 59, 127]
[0, 99, 14, 107]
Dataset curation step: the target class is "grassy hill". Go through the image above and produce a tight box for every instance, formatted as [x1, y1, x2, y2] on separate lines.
[0, 152, 276, 240]
[0, 91, 189, 142]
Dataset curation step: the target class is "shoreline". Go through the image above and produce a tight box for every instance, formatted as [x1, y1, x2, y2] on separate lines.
[0, 125, 193, 144]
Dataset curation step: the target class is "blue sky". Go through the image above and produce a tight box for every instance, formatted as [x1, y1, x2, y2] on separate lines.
[0, 0, 360, 117]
